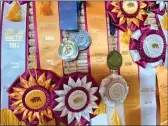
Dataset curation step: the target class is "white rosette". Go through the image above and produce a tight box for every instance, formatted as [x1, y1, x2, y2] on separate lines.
[99, 74, 128, 125]
[130, 25, 167, 68]
[53, 75, 100, 125]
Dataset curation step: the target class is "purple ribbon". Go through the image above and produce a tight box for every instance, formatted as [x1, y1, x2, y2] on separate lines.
[106, 1, 148, 32]
[51, 72, 101, 126]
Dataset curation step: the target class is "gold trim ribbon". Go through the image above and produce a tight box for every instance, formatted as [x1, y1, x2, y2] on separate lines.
[85, 1, 110, 114]
[35, 1, 63, 77]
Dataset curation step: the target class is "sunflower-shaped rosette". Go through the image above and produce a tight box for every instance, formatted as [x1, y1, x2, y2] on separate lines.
[129, 25, 167, 68]
[51, 72, 101, 125]
[8, 69, 60, 125]
[106, 1, 148, 32]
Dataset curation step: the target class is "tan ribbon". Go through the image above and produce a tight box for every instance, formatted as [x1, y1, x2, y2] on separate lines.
[85, 2, 110, 115]
[85, 1, 110, 84]
[35, 1, 63, 77]
[119, 31, 141, 125]
[156, 66, 168, 125]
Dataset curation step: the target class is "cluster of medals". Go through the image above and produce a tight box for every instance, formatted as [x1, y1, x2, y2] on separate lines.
[59, 30, 91, 61]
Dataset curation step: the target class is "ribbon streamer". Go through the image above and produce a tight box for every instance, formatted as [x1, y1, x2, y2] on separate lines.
[1, 1, 28, 109]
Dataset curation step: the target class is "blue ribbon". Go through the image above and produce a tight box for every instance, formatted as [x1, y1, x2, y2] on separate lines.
[59, 1, 78, 30]
[109, 18, 116, 35]
[1, 2, 27, 108]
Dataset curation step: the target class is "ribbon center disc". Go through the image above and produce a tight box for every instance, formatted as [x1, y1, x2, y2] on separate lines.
[68, 90, 88, 110]
[143, 34, 164, 58]
[25, 89, 47, 110]
[108, 83, 126, 101]
[122, 1, 138, 15]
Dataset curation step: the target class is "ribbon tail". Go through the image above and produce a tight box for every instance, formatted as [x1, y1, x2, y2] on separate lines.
[106, 105, 114, 125]
[110, 107, 121, 125]
[0, 109, 25, 125]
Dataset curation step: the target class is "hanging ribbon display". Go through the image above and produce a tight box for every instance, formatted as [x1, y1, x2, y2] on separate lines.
[1, 1, 28, 110]
[99, 74, 128, 125]
[33, 1, 63, 77]
[59, 1, 78, 30]
[8, 69, 60, 125]
[51, 72, 100, 125]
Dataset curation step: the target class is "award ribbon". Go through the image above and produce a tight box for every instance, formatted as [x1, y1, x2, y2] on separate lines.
[59, 1, 78, 30]
[86, 2, 110, 84]
[156, 12, 168, 125]
[99, 74, 129, 125]
[51, 72, 100, 125]
[118, 30, 141, 125]
[156, 66, 168, 125]
[8, 69, 60, 125]
[1, 1, 28, 109]
[33, 1, 63, 77]
[85, 2, 110, 121]
[128, 12, 167, 125]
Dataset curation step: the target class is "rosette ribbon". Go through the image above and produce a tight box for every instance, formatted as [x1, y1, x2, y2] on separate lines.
[51, 72, 101, 125]
[5, 1, 29, 22]
[129, 23, 167, 68]
[99, 74, 128, 125]
[106, 1, 148, 32]
[8, 69, 60, 125]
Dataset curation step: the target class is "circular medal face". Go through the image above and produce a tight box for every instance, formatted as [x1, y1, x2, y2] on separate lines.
[59, 41, 79, 61]
[25, 90, 47, 110]
[107, 50, 122, 70]
[72, 30, 91, 50]
[143, 34, 164, 58]
[68, 90, 87, 110]
[122, 1, 138, 15]
[108, 83, 127, 101]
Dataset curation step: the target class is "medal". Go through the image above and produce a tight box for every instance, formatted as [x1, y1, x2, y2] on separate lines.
[59, 41, 79, 61]
[72, 30, 91, 50]
[107, 50, 122, 70]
